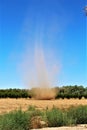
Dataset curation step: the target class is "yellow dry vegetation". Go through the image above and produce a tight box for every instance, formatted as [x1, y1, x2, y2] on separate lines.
[0, 98, 87, 114]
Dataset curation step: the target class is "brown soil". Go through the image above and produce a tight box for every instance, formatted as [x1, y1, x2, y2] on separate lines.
[0, 98, 87, 114]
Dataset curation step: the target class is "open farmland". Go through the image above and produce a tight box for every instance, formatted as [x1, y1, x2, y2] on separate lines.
[0, 98, 87, 114]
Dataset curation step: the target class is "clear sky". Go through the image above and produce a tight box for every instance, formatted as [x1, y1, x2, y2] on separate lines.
[0, 0, 86, 89]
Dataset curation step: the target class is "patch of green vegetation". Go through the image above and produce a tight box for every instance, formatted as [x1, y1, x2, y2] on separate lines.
[46, 107, 65, 127]
[67, 105, 87, 124]
[0, 105, 87, 129]
[0, 109, 30, 130]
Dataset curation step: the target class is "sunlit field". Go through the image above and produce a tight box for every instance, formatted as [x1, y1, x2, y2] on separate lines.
[0, 98, 87, 114]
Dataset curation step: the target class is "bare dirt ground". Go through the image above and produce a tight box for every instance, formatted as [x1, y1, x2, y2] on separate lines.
[0, 98, 87, 114]
[32, 125, 87, 130]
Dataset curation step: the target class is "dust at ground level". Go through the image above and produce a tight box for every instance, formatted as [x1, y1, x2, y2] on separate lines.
[0, 98, 87, 114]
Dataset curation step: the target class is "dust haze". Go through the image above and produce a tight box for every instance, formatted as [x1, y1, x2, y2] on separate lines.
[19, 1, 63, 99]
[32, 45, 57, 99]
[20, 43, 59, 99]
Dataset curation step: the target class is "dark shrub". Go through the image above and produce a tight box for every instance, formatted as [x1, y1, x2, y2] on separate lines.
[67, 105, 87, 124]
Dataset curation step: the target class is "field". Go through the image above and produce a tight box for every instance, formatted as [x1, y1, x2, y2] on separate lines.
[0, 98, 87, 130]
[0, 98, 87, 114]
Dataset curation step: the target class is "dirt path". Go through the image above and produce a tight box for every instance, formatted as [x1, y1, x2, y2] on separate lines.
[32, 125, 87, 130]
[0, 98, 87, 114]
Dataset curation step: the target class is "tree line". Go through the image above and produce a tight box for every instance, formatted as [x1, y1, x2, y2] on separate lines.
[0, 85, 87, 99]
[55, 85, 87, 99]
[0, 89, 30, 98]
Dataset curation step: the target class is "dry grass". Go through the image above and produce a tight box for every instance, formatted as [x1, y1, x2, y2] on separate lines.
[0, 98, 87, 114]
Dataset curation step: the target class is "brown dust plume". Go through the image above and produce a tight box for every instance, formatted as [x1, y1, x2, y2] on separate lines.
[21, 44, 58, 100]
[30, 45, 57, 99]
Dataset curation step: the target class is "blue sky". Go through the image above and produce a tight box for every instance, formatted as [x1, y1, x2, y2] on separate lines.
[0, 0, 86, 89]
